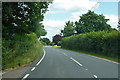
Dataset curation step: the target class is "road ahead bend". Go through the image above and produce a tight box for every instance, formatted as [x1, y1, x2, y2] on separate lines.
[22, 46, 118, 79]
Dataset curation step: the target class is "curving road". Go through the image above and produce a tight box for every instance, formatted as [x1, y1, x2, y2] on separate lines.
[19, 46, 118, 80]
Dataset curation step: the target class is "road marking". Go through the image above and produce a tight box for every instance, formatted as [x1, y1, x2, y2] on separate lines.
[22, 74, 29, 80]
[36, 49, 46, 66]
[88, 55, 118, 64]
[31, 67, 36, 71]
[63, 53, 68, 56]
[70, 57, 83, 66]
[93, 75, 98, 78]
[85, 69, 88, 70]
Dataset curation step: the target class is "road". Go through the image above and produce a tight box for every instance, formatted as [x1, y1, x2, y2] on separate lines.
[20, 46, 118, 79]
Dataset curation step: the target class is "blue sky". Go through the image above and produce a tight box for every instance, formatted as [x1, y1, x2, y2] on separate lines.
[42, 0, 118, 41]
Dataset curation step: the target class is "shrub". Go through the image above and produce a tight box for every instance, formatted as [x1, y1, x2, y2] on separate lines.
[41, 41, 47, 45]
[61, 31, 119, 58]
[49, 42, 55, 46]
[57, 41, 61, 46]
[52, 43, 55, 46]
[2, 33, 43, 70]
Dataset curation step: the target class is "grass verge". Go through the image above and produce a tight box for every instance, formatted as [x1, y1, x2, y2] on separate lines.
[57, 46, 119, 63]
[2, 33, 43, 70]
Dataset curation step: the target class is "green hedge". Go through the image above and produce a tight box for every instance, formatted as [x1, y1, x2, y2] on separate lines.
[61, 31, 120, 58]
[2, 33, 43, 70]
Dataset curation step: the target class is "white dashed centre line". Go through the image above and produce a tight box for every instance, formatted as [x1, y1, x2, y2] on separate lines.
[93, 75, 98, 78]
[22, 74, 29, 80]
[85, 69, 88, 70]
[31, 67, 36, 71]
[70, 57, 83, 66]
[22, 49, 46, 80]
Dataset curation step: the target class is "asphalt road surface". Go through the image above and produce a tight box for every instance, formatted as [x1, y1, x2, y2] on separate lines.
[20, 46, 118, 79]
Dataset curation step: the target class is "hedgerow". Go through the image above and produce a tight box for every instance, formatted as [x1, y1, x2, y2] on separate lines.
[61, 31, 119, 58]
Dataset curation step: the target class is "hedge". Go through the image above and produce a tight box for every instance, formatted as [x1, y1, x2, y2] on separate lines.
[61, 31, 120, 58]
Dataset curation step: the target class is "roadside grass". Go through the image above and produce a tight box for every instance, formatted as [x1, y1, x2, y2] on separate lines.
[2, 33, 43, 70]
[57, 46, 119, 63]
[53, 46, 61, 48]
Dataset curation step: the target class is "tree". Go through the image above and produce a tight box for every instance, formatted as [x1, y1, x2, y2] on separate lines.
[53, 34, 62, 45]
[61, 21, 75, 37]
[2, 2, 52, 70]
[35, 24, 47, 38]
[2, 2, 51, 57]
[118, 19, 120, 31]
[40, 38, 50, 45]
[2, 2, 50, 39]
[75, 10, 112, 34]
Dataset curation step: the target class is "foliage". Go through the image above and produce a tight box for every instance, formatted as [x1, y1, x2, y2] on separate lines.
[2, 2, 51, 70]
[2, 2, 50, 39]
[52, 43, 55, 46]
[40, 38, 50, 45]
[49, 42, 55, 46]
[75, 10, 112, 34]
[40, 41, 47, 45]
[61, 31, 119, 58]
[61, 21, 75, 37]
[2, 33, 43, 70]
[118, 19, 120, 31]
[53, 34, 62, 45]
[57, 41, 61, 46]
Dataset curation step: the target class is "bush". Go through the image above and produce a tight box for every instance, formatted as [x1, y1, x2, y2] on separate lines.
[49, 42, 55, 46]
[52, 43, 55, 46]
[40, 41, 47, 45]
[2, 33, 43, 70]
[61, 31, 119, 58]
[57, 41, 61, 46]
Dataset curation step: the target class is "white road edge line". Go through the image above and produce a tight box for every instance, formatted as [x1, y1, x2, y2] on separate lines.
[93, 75, 98, 78]
[22, 74, 29, 80]
[88, 55, 118, 64]
[31, 67, 36, 71]
[70, 57, 83, 66]
[36, 49, 46, 66]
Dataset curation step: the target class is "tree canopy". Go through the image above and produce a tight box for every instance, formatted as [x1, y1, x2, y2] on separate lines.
[53, 34, 62, 45]
[118, 19, 120, 31]
[75, 10, 112, 34]
[2, 2, 50, 39]
[40, 38, 50, 45]
[60, 21, 75, 37]
[60, 11, 113, 38]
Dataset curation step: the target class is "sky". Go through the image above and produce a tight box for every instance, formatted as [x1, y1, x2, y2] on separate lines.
[41, 0, 118, 41]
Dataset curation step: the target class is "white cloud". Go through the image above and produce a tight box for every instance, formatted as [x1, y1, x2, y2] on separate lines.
[43, 20, 65, 28]
[42, 20, 65, 41]
[65, 15, 80, 22]
[53, 0, 99, 15]
[46, 10, 63, 14]
[49, 0, 99, 23]
[105, 14, 118, 29]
